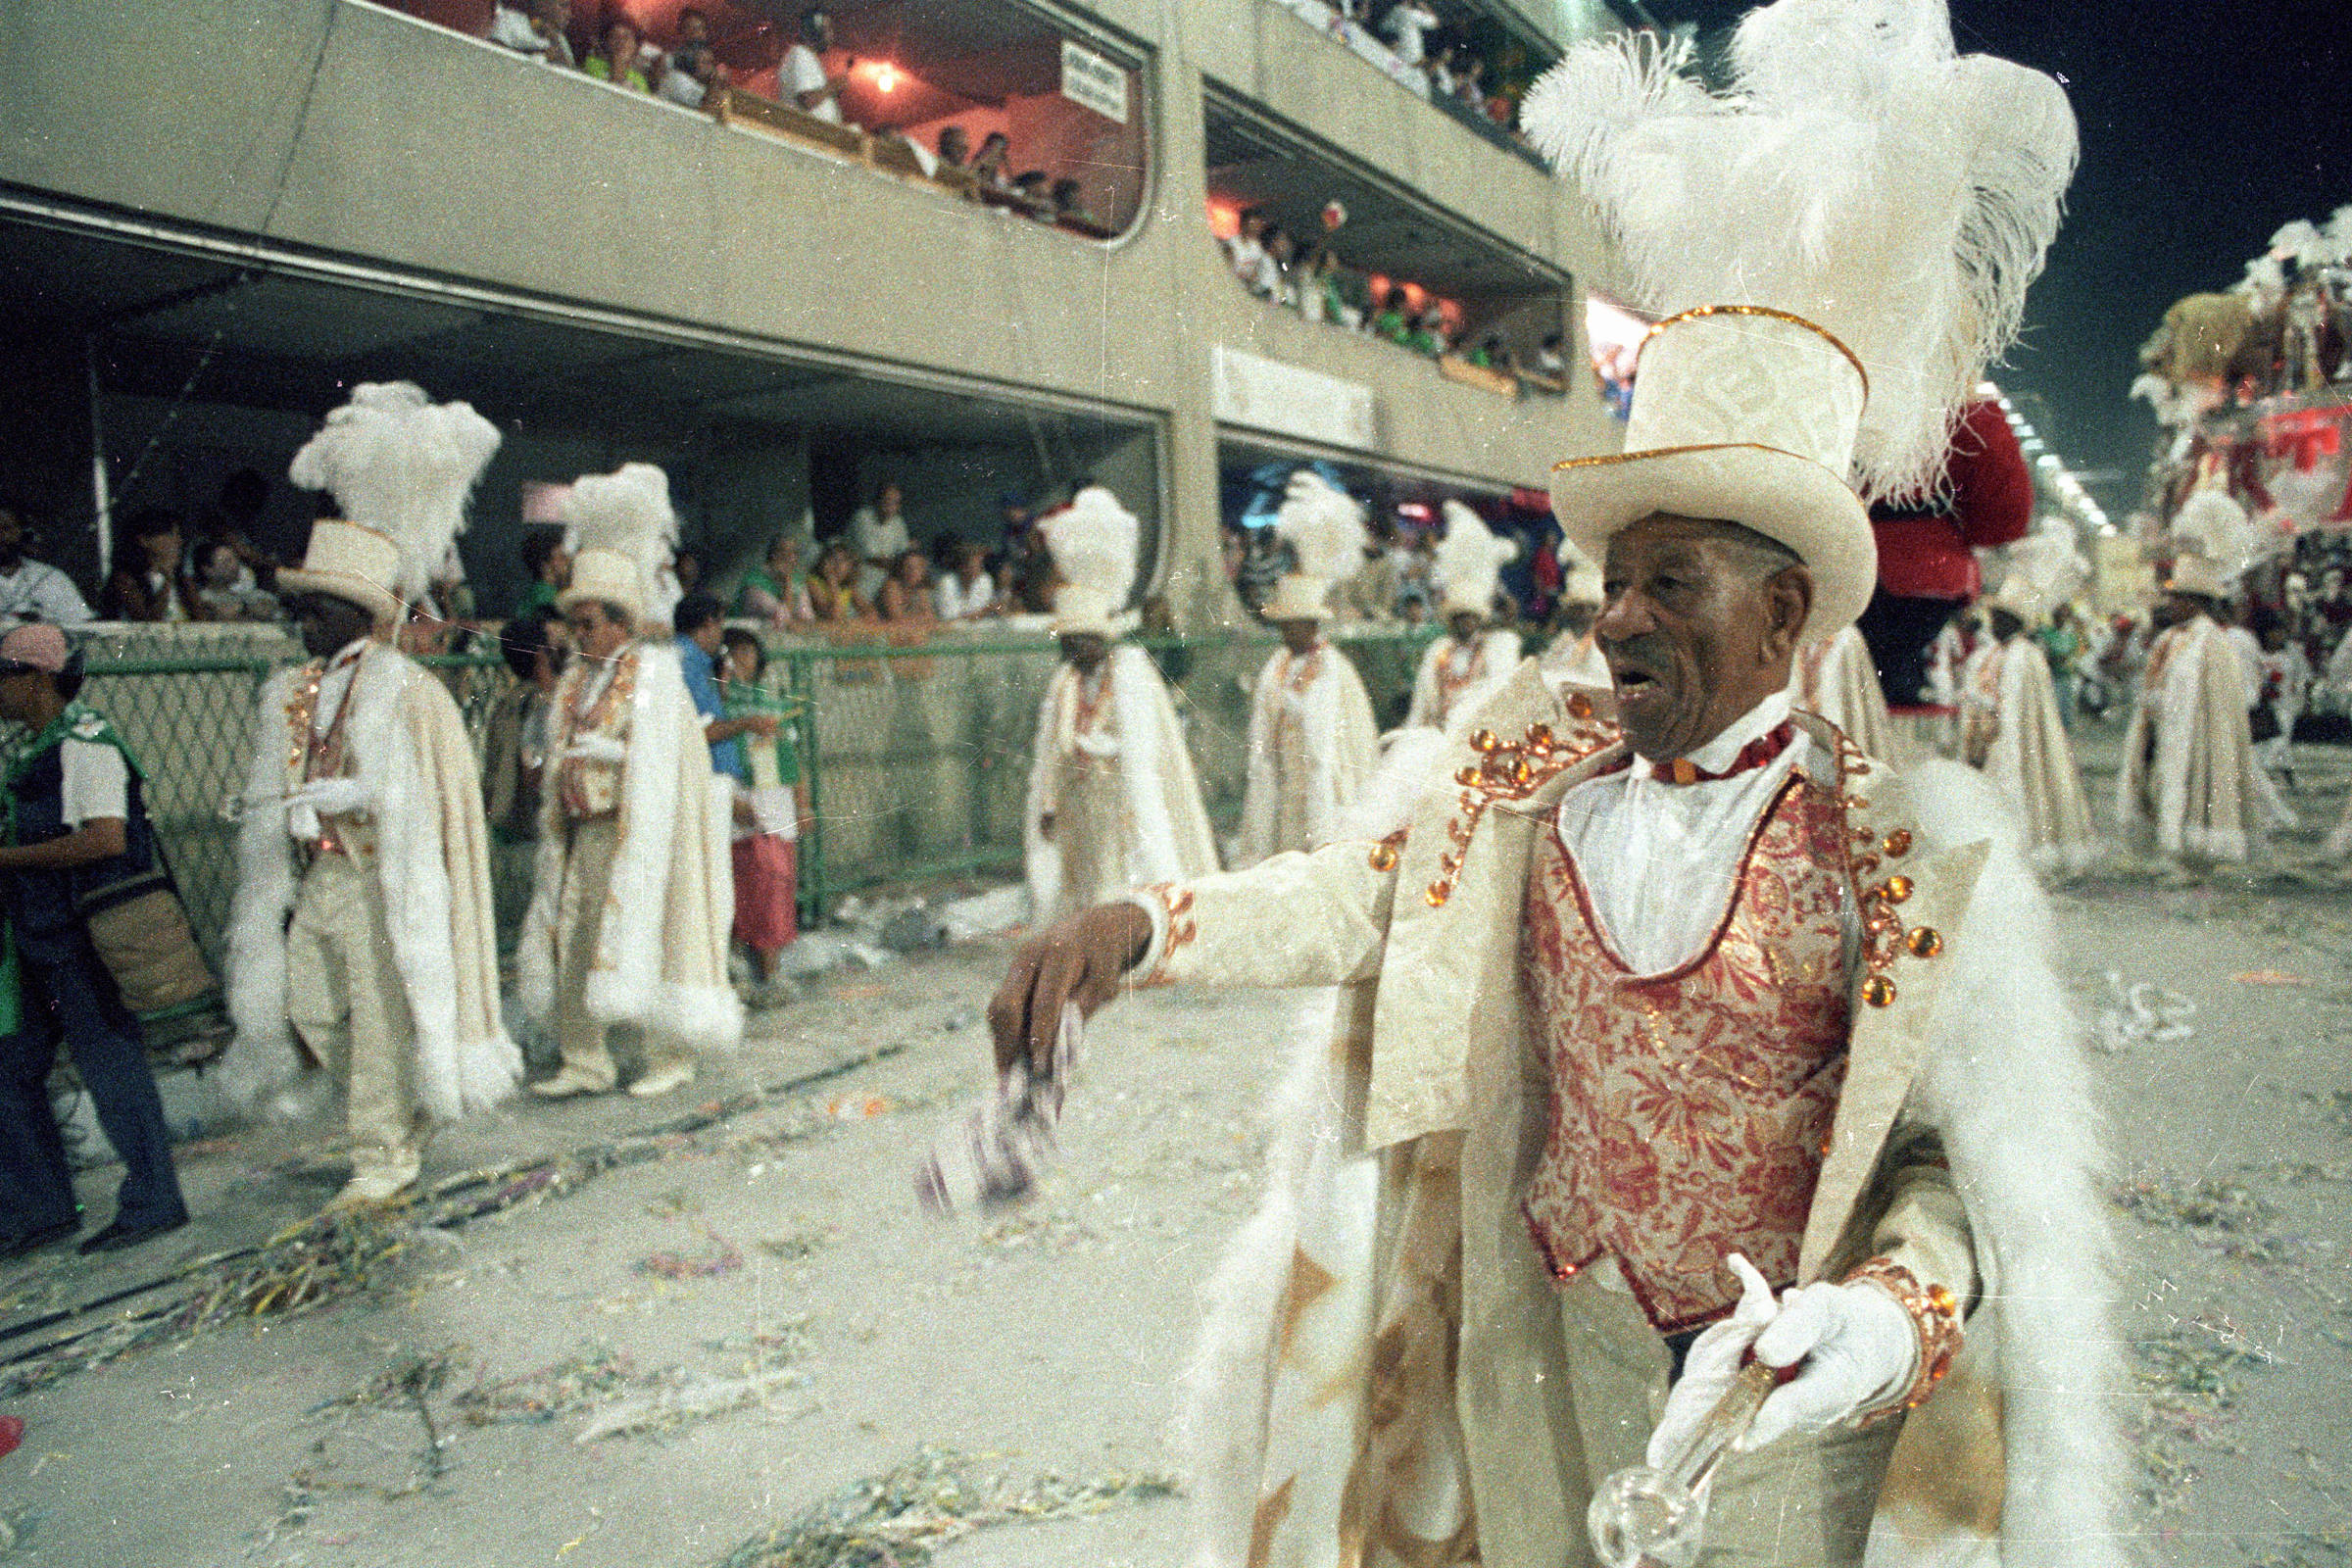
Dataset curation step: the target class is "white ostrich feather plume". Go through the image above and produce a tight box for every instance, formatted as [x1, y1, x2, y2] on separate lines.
[2270, 219, 2325, 266]
[2173, 484, 2262, 582]
[563, 463, 678, 609]
[2325, 205, 2352, 266]
[1522, 0, 2077, 502]
[1273, 471, 1368, 583]
[1434, 500, 1517, 607]
[1039, 486, 1141, 599]
[2000, 525, 2086, 614]
[287, 381, 500, 599]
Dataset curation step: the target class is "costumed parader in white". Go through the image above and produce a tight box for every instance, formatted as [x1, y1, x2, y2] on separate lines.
[1238, 471, 1383, 865]
[222, 383, 517, 1207]
[1538, 536, 1614, 700]
[1958, 537, 2098, 876]
[1790, 622, 1897, 760]
[1403, 501, 1523, 734]
[518, 464, 740, 1101]
[987, 4, 2124, 1564]
[1021, 486, 1218, 926]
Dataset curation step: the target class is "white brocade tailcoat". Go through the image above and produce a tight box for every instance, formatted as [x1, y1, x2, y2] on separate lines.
[2117, 613, 2264, 862]
[515, 640, 742, 1052]
[1238, 641, 1382, 865]
[224, 644, 518, 1117]
[1152, 662, 2125, 1568]
[1966, 636, 2098, 876]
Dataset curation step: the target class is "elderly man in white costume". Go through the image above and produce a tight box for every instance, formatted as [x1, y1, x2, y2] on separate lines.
[224, 384, 517, 1206]
[1958, 542, 2098, 876]
[1021, 486, 1218, 926]
[1239, 472, 1382, 865]
[519, 465, 740, 1101]
[988, 5, 2125, 1564]
[1403, 502, 1523, 734]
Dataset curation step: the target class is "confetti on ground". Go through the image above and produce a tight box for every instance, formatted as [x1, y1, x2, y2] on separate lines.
[823, 1095, 896, 1121]
[2232, 970, 2311, 986]
[713, 1446, 1178, 1567]
[2132, 1322, 2274, 1513]
[635, 1226, 745, 1281]
[2110, 1175, 2281, 1235]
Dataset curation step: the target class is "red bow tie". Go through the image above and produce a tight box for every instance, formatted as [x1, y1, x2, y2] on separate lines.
[1609, 721, 1796, 785]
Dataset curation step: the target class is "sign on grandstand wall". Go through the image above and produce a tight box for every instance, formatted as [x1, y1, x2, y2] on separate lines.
[1060, 40, 1129, 124]
[1212, 345, 1381, 452]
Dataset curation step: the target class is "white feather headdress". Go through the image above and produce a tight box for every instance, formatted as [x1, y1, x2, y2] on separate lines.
[1994, 524, 2086, 619]
[286, 381, 500, 600]
[1435, 501, 1517, 614]
[1522, 0, 2077, 501]
[1040, 486, 1141, 601]
[563, 464, 679, 612]
[1273, 472, 1368, 583]
[2172, 479, 2265, 585]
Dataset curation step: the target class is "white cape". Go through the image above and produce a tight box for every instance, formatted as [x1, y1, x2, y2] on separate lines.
[1238, 643, 1382, 865]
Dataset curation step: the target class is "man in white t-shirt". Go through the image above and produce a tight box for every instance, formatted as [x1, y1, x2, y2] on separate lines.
[0, 505, 92, 629]
[783, 7, 849, 125]
[934, 540, 997, 620]
[1380, 1, 1440, 66]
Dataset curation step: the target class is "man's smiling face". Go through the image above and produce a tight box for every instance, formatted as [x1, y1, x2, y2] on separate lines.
[1595, 513, 1813, 761]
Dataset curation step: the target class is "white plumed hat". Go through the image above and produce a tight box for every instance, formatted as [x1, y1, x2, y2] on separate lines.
[1434, 501, 1517, 618]
[282, 382, 500, 622]
[1527, 0, 2075, 640]
[1264, 470, 1368, 622]
[1040, 486, 1141, 637]
[559, 463, 678, 625]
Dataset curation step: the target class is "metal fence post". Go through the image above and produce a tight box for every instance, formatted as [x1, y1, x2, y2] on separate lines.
[785, 645, 825, 928]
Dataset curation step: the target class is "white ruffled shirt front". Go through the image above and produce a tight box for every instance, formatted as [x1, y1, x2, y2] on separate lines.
[1553, 690, 1856, 976]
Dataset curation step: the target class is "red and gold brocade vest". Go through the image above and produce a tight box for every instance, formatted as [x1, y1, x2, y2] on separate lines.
[1520, 772, 1854, 1332]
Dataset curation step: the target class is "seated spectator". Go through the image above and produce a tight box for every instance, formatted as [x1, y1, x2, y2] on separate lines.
[1257, 227, 1299, 306]
[1004, 518, 1056, 614]
[659, 38, 724, 108]
[490, 0, 575, 66]
[877, 549, 937, 622]
[1535, 331, 1567, 380]
[784, 8, 851, 125]
[1372, 286, 1412, 344]
[736, 535, 815, 626]
[934, 539, 996, 620]
[1051, 176, 1102, 231]
[1467, 332, 1511, 371]
[0, 503, 92, 629]
[938, 124, 971, 170]
[192, 469, 282, 592]
[970, 131, 1013, 190]
[1382, 0, 1439, 66]
[190, 540, 279, 622]
[673, 546, 705, 600]
[1455, 53, 1486, 108]
[1010, 170, 1055, 219]
[100, 510, 193, 622]
[1411, 303, 1448, 355]
[1426, 42, 1458, 96]
[585, 16, 650, 89]
[808, 539, 875, 621]
[515, 527, 569, 615]
[717, 628, 803, 999]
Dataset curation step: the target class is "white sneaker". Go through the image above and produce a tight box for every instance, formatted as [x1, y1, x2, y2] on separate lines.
[627, 1063, 697, 1099]
[530, 1066, 612, 1100]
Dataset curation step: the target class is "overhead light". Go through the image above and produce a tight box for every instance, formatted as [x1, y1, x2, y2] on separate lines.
[875, 62, 899, 92]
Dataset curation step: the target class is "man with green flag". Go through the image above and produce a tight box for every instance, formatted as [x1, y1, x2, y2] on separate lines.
[0, 623, 189, 1257]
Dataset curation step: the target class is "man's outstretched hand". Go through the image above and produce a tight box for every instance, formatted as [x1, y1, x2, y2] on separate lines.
[989, 902, 1154, 1078]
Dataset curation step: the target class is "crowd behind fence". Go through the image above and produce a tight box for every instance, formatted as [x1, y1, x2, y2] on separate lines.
[8, 624, 1440, 970]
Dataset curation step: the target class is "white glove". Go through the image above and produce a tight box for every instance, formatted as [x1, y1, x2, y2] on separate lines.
[1740, 1277, 1918, 1450]
[1644, 1252, 1780, 1470]
[564, 732, 628, 764]
[290, 777, 372, 817]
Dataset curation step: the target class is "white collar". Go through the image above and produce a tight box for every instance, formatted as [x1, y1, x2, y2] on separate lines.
[1628, 690, 1792, 781]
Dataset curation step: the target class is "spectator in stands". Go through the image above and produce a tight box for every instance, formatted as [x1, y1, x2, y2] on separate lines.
[1467, 332, 1511, 372]
[1454, 52, 1487, 109]
[1372, 286, 1411, 344]
[1225, 207, 1267, 285]
[808, 538, 874, 621]
[938, 124, 971, 170]
[970, 131, 1013, 191]
[849, 480, 910, 600]
[935, 538, 996, 620]
[516, 527, 569, 615]
[490, 0, 575, 67]
[1426, 41, 1458, 96]
[1381, 0, 1440, 67]
[194, 468, 282, 592]
[585, 16, 650, 89]
[1011, 170, 1054, 219]
[1004, 515, 1057, 615]
[0, 503, 91, 629]
[736, 534, 815, 627]
[674, 594, 777, 790]
[1536, 330, 1567, 380]
[1412, 303, 1449, 355]
[191, 540, 279, 622]
[877, 549, 937, 622]
[1051, 177, 1102, 231]
[659, 37, 724, 108]
[100, 510, 193, 622]
[672, 546, 705, 600]
[1258, 227, 1299, 306]
[784, 8, 851, 125]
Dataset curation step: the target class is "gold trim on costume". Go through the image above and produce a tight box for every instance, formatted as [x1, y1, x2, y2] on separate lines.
[1642, 305, 1873, 396]
[1549, 440, 1846, 478]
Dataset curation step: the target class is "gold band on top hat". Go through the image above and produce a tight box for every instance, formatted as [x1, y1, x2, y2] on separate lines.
[1642, 305, 1872, 398]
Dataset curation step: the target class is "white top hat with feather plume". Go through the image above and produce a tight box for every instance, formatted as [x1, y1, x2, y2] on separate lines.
[282, 382, 500, 624]
[2169, 470, 2271, 589]
[1435, 500, 1517, 619]
[1526, 0, 2076, 641]
[1990, 526, 2085, 625]
[559, 464, 678, 628]
[1040, 486, 1140, 638]
[1262, 471, 1368, 622]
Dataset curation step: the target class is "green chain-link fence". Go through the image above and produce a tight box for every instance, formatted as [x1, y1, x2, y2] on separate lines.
[8, 623, 1440, 965]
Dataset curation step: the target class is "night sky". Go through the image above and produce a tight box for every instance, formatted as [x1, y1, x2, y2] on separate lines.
[1637, 0, 2352, 515]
